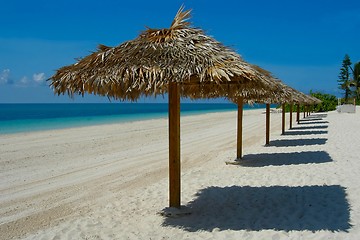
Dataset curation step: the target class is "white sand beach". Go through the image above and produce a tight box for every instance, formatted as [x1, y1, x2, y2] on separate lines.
[1, 107, 360, 239]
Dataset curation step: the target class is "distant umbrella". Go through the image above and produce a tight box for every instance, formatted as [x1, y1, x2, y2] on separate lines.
[226, 65, 292, 156]
[49, 6, 287, 209]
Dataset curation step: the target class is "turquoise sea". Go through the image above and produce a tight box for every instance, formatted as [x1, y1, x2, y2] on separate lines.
[0, 103, 269, 135]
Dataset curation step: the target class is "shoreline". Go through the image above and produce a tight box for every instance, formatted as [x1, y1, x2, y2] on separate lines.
[0, 104, 267, 135]
[2, 108, 359, 239]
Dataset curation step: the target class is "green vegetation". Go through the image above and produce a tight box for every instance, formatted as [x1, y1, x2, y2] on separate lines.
[338, 54, 360, 104]
[353, 62, 360, 103]
[278, 54, 360, 113]
[338, 54, 352, 102]
[310, 91, 337, 112]
[279, 104, 298, 113]
[277, 91, 337, 113]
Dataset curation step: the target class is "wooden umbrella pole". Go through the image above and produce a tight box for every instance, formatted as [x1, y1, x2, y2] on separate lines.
[266, 103, 270, 145]
[303, 105, 306, 118]
[281, 103, 285, 135]
[306, 105, 308, 116]
[296, 104, 300, 123]
[289, 103, 293, 129]
[237, 97, 243, 159]
[168, 82, 181, 208]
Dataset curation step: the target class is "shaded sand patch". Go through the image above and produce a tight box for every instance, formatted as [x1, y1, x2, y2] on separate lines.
[162, 185, 351, 232]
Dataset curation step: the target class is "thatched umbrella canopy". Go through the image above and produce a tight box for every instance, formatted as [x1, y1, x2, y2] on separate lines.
[49, 6, 283, 209]
[307, 95, 322, 105]
[51, 7, 280, 101]
[303, 95, 322, 117]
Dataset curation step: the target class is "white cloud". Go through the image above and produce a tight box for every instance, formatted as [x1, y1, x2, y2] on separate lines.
[0, 69, 11, 84]
[33, 72, 46, 83]
[20, 76, 29, 85]
[0, 70, 49, 87]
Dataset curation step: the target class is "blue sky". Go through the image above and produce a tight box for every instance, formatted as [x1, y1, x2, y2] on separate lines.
[1, 0, 359, 103]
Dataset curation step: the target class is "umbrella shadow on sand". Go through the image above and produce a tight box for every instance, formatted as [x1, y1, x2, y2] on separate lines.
[268, 138, 327, 147]
[300, 118, 324, 122]
[162, 185, 351, 232]
[283, 130, 328, 136]
[306, 114, 328, 118]
[291, 125, 328, 130]
[301, 114, 327, 120]
[238, 151, 332, 167]
[299, 121, 329, 125]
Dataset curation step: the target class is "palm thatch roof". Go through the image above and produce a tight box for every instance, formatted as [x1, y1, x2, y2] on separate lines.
[276, 83, 311, 104]
[49, 6, 287, 101]
[284, 89, 321, 105]
[306, 95, 322, 105]
[226, 65, 297, 104]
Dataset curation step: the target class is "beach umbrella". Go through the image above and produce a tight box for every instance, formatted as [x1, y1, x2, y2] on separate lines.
[296, 94, 321, 118]
[51, 7, 280, 101]
[259, 82, 313, 136]
[276, 84, 309, 133]
[233, 67, 294, 147]
[228, 72, 294, 156]
[226, 66, 294, 157]
[306, 95, 322, 116]
[50, 6, 282, 209]
[228, 70, 321, 157]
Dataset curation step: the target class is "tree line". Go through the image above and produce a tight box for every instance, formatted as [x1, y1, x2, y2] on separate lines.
[279, 54, 359, 113]
[338, 54, 360, 104]
[296, 54, 359, 113]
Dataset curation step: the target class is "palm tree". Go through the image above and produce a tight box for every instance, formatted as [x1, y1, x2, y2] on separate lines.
[338, 54, 352, 103]
[351, 62, 360, 102]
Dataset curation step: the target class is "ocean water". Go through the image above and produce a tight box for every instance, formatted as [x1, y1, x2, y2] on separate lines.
[0, 103, 267, 135]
